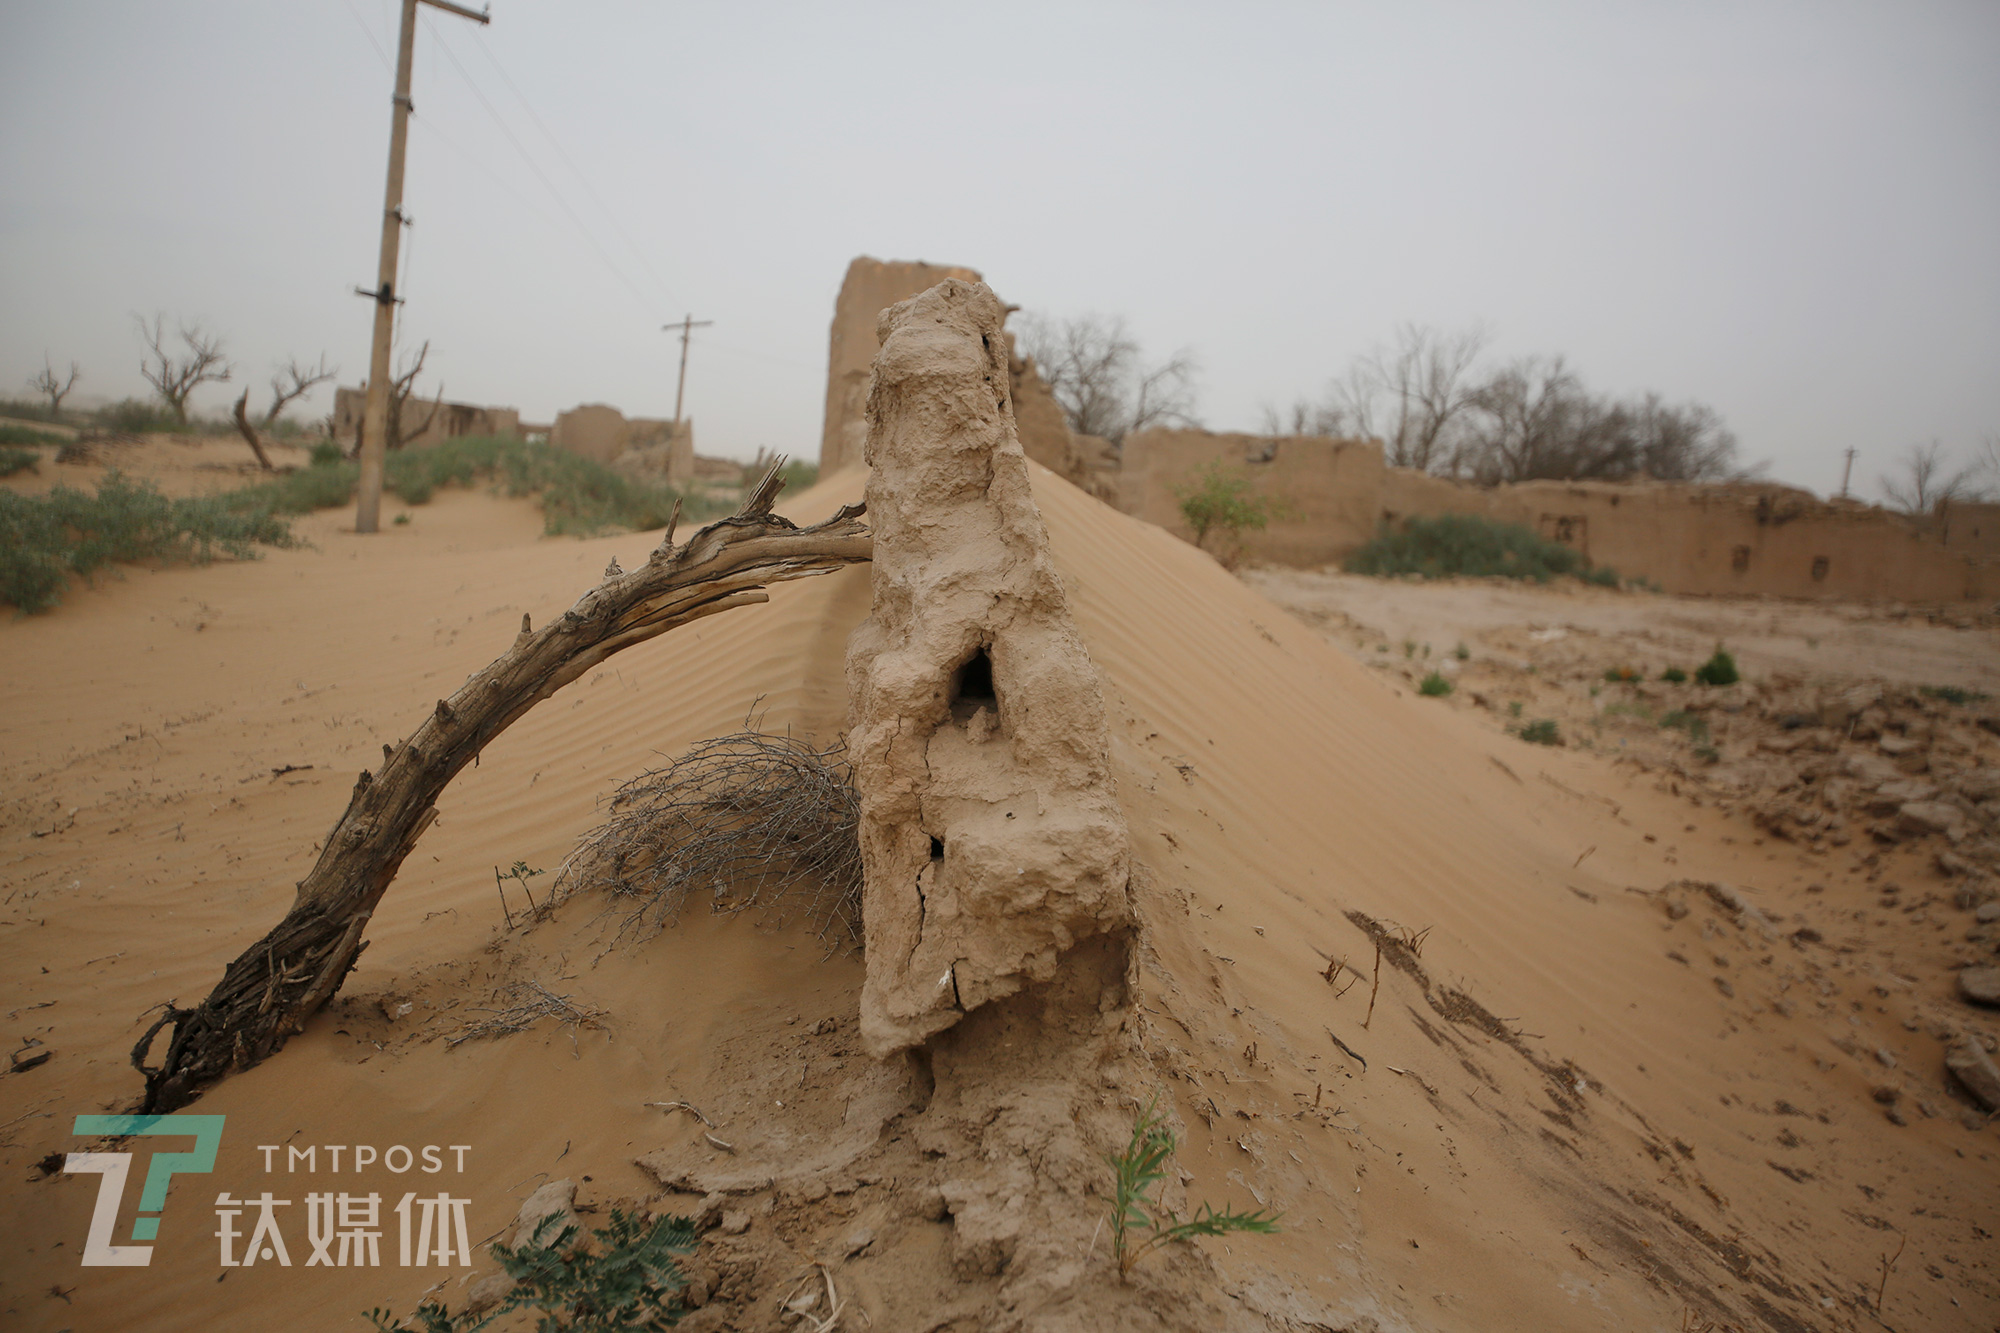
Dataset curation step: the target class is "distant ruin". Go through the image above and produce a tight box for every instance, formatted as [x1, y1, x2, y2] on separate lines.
[1115, 427, 2000, 602]
[549, 403, 695, 487]
[812, 257, 1999, 604]
[331, 385, 520, 451]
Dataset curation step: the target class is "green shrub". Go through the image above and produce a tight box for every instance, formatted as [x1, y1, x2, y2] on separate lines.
[1604, 665, 1639, 682]
[1580, 565, 1620, 587]
[1174, 462, 1273, 551]
[1660, 666, 1687, 684]
[1518, 719, 1561, 746]
[97, 398, 185, 434]
[309, 441, 346, 467]
[0, 473, 298, 613]
[1453, 642, 1470, 660]
[365, 1207, 695, 1332]
[1419, 672, 1453, 697]
[1919, 684, 1989, 707]
[0, 424, 65, 448]
[0, 396, 59, 422]
[1693, 646, 1739, 687]
[1, 446, 39, 477]
[1345, 514, 1593, 582]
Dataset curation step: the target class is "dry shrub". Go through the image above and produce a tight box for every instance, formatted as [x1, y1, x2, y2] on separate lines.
[561, 731, 862, 948]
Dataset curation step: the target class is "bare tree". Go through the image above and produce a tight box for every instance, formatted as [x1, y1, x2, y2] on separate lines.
[28, 355, 81, 417]
[1333, 324, 1490, 472]
[387, 340, 442, 449]
[1878, 440, 1977, 515]
[1015, 313, 1198, 441]
[1259, 398, 1347, 437]
[135, 314, 231, 424]
[262, 354, 338, 427]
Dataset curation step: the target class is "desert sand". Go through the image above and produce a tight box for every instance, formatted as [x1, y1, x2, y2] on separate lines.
[2, 436, 1997, 1330]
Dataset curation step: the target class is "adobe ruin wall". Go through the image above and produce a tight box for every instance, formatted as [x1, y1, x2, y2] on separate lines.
[1114, 427, 1999, 602]
[819, 257, 984, 474]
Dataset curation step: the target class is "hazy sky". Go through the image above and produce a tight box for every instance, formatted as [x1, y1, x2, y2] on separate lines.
[4, 2, 1996, 497]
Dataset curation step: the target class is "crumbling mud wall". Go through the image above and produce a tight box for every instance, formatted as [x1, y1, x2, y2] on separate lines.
[819, 257, 983, 474]
[845, 278, 1134, 1056]
[1116, 426, 1996, 600]
[549, 403, 694, 485]
[1380, 471, 2000, 601]
[1117, 427, 1387, 563]
[331, 386, 522, 450]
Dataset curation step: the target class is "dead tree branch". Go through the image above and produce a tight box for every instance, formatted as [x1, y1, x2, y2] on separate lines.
[29, 355, 81, 417]
[388, 340, 439, 449]
[263, 354, 338, 427]
[135, 314, 231, 425]
[131, 465, 869, 1112]
[231, 390, 275, 471]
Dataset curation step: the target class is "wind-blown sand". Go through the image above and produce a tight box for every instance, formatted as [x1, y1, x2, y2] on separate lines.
[2, 462, 1995, 1330]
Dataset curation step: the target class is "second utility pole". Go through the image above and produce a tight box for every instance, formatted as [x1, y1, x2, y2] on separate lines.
[354, 0, 491, 535]
[665, 314, 713, 425]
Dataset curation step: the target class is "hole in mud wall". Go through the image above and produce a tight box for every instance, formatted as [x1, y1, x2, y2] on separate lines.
[950, 646, 997, 720]
[929, 836, 945, 861]
[1731, 545, 1752, 573]
[1811, 556, 1829, 582]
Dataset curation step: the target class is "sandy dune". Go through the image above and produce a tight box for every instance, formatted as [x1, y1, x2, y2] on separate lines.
[2, 462, 1995, 1331]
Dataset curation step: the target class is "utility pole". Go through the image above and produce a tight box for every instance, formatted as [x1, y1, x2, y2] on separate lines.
[664, 314, 713, 425]
[1838, 447, 1856, 499]
[354, 0, 490, 534]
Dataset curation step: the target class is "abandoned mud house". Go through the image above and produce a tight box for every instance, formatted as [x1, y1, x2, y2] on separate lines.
[817, 257, 2000, 604]
[331, 385, 522, 451]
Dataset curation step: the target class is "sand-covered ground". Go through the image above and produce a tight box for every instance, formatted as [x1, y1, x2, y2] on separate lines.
[2, 452, 1997, 1331]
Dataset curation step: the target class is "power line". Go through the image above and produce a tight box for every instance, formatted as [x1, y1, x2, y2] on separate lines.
[420, 13, 660, 319]
[463, 29, 679, 310]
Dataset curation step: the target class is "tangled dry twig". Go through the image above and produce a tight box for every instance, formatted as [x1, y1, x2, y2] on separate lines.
[446, 981, 606, 1051]
[560, 731, 863, 948]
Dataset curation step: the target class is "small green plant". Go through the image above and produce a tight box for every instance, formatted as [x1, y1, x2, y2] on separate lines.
[1508, 700, 1523, 718]
[365, 1207, 695, 1332]
[310, 440, 347, 467]
[1174, 461, 1273, 552]
[1603, 665, 1639, 682]
[1692, 744, 1719, 764]
[1402, 639, 1416, 658]
[1692, 646, 1739, 687]
[1108, 1097, 1277, 1280]
[1518, 719, 1561, 746]
[0, 445, 38, 477]
[392, 512, 410, 525]
[1659, 666, 1687, 684]
[1919, 685, 1989, 706]
[1453, 642, 1470, 661]
[1580, 565, 1620, 588]
[1418, 672, 1453, 697]
[493, 859, 547, 926]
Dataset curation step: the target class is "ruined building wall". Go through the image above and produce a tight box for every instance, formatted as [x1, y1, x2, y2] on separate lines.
[1117, 427, 1996, 600]
[331, 386, 522, 450]
[1380, 471, 2000, 601]
[1116, 428, 1387, 564]
[549, 404, 694, 485]
[819, 257, 983, 474]
[845, 278, 1134, 1056]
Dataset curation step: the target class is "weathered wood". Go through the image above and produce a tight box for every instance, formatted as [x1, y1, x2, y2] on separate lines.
[231, 390, 275, 471]
[133, 467, 869, 1111]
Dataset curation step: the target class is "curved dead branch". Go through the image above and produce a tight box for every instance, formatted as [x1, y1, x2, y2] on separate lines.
[133, 466, 869, 1111]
